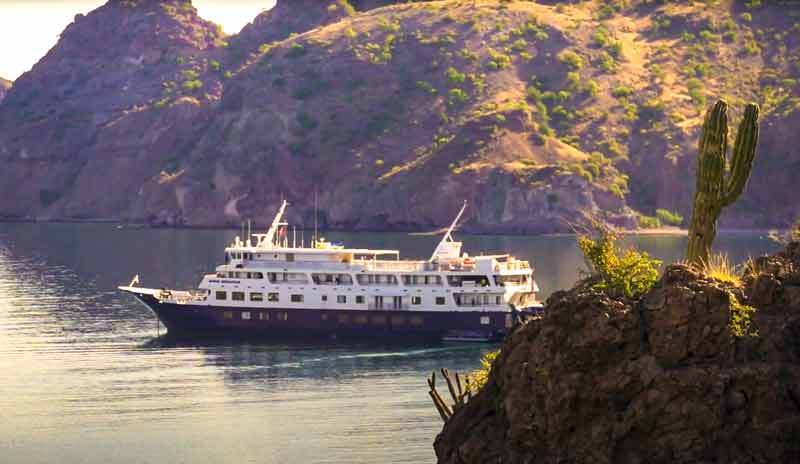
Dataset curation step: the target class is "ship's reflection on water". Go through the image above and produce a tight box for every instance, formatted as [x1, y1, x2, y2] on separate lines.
[0, 223, 780, 464]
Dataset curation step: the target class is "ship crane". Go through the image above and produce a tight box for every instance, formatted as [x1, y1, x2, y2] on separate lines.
[429, 201, 467, 263]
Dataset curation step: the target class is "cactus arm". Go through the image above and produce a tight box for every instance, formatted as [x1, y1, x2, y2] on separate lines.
[722, 103, 760, 207]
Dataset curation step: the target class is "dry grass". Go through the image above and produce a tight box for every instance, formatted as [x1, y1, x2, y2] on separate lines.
[700, 253, 742, 286]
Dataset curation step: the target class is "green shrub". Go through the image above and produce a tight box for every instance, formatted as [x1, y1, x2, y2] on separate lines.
[469, 350, 499, 391]
[597, 51, 616, 73]
[578, 231, 661, 299]
[729, 296, 758, 337]
[655, 208, 684, 226]
[182, 79, 202, 91]
[445, 67, 466, 85]
[686, 78, 706, 106]
[638, 215, 661, 229]
[740, 12, 752, 22]
[416, 80, 437, 94]
[558, 50, 584, 70]
[612, 85, 634, 98]
[448, 88, 469, 105]
[585, 79, 600, 98]
[286, 43, 307, 59]
[487, 49, 512, 70]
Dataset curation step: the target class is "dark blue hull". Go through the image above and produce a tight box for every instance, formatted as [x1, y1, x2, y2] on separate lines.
[129, 292, 512, 342]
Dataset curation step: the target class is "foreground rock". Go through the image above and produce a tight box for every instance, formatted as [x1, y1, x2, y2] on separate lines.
[435, 243, 800, 463]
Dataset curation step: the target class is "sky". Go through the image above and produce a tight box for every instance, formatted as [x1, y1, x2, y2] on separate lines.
[0, 0, 277, 81]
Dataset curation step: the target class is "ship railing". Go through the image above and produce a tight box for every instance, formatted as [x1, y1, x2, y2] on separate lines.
[368, 303, 411, 311]
[495, 261, 531, 271]
[355, 260, 428, 272]
[160, 290, 205, 304]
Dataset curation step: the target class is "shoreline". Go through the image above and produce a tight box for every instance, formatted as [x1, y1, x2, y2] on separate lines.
[0, 218, 782, 238]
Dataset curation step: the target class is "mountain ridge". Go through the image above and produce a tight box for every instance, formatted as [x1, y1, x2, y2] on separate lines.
[0, 0, 797, 232]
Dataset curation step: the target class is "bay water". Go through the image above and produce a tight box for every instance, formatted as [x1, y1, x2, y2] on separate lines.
[0, 223, 779, 463]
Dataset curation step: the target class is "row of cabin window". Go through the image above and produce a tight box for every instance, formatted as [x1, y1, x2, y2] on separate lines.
[223, 310, 426, 326]
[223, 310, 288, 321]
[214, 272, 525, 287]
[215, 291, 451, 306]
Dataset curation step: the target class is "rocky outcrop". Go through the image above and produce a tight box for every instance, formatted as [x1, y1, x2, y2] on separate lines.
[435, 243, 800, 463]
[0, 78, 10, 103]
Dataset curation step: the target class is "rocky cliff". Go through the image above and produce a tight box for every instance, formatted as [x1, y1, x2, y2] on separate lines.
[0, 78, 10, 103]
[434, 242, 800, 463]
[0, 0, 798, 231]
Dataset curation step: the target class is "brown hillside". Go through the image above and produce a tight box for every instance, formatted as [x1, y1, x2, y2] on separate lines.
[0, 0, 797, 231]
[0, 78, 10, 103]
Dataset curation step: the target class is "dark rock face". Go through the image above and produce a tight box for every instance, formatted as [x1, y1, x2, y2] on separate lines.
[0, 78, 10, 103]
[435, 243, 800, 463]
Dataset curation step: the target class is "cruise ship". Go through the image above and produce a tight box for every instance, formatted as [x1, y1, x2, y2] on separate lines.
[119, 202, 541, 341]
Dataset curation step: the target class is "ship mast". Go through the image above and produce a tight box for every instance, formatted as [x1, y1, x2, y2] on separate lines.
[429, 201, 467, 262]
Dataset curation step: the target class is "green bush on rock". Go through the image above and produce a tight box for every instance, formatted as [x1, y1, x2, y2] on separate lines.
[578, 231, 661, 299]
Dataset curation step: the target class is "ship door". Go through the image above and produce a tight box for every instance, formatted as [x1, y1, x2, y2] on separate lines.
[374, 296, 384, 310]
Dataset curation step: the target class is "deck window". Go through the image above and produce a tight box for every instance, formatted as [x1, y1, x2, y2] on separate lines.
[354, 314, 368, 325]
[277, 311, 288, 321]
[480, 316, 491, 325]
[411, 296, 422, 305]
[337, 295, 347, 304]
[322, 295, 328, 302]
[242, 311, 251, 320]
[232, 292, 245, 301]
[216, 291, 227, 300]
[223, 311, 233, 319]
[259, 312, 269, 321]
[291, 294, 303, 303]
[391, 315, 406, 326]
[496, 296, 502, 305]
[435, 296, 446, 305]
[312, 273, 354, 285]
[250, 292, 263, 302]
[371, 315, 387, 325]
[410, 316, 424, 327]
[268, 272, 309, 284]
[356, 274, 399, 285]
[268, 293, 279, 302]
[356, 296, 365, 304]
[447, 275, 490, 287]
[338, 314, 350, 324]
[401, 275, 442, 286]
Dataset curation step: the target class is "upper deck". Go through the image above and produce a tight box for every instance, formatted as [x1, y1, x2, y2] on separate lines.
[222, 200, 532, 275]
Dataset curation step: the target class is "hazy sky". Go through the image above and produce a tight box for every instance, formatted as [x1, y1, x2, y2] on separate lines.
[0, 0, 277, 80]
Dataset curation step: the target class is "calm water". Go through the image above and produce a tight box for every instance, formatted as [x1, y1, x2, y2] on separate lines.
[0, 223, 780, 464]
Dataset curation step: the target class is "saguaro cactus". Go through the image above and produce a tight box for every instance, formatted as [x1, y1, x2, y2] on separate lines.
[686, 100, 760, 265]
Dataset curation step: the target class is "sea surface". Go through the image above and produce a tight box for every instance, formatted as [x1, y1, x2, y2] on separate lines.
[0, 223, 781, 464]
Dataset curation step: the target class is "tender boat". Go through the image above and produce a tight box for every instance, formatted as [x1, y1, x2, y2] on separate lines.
[119, 202, 541, 341]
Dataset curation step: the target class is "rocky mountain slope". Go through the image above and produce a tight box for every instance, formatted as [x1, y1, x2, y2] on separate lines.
[0, 78, 10, 103]
[0, 0, 798, 231]
[435, 242, 800, 463]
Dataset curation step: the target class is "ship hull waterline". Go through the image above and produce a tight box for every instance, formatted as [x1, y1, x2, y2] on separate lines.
[129, 292, 515, 342]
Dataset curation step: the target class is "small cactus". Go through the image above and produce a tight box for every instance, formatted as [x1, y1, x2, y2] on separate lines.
[686, 100, 760, 265]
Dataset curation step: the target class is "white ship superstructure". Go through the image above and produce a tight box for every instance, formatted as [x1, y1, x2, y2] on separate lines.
[120, 201, 540, 341]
